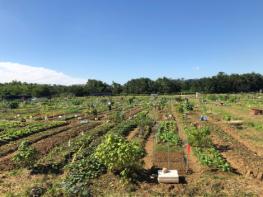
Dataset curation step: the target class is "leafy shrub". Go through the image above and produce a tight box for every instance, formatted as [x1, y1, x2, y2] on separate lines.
[110, 120, 136, 136]
[87, 104, 98, 116]
[158, 97, 168, 110]
[110, 111, 124, 123]
[135, 112, 154, 136]
[184, 125, 230, 172]
[186, 126, 211, 147]
[157, 121, 180, 145]
[183, 100, 194, 111]
[195, 147, 231, 172]
[95, 134, 144, 178]
[63, 155, 105, 196]
[128, 97, 135, 105]
[177, 100, 194, 113]
[223, 114, 232, 121]
[12, 141, 38, 168]
[8, 101, 19, 109]
[176, 104, 184, 113]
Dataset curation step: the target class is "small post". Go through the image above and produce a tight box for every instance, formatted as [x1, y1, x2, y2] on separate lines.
[186, 144, 191, 173]
[168, 143, 170, 169]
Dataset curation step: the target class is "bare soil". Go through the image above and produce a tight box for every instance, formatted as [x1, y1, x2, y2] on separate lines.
[143, 133, 154, 169]
[127, 127, 139, 141]
[189, 110, 263, 184]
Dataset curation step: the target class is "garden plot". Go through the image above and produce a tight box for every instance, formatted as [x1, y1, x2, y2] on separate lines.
[1, 95, 263, 196]
[153, 121, 187, 176]
[0, 121, 100, 170]
[209, 106, 263, 153]
[186, 102, 263, 180]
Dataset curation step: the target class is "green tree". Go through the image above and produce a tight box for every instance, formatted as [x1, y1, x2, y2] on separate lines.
[111, 81, 123, 95]
[123, 78, 156, 94]
[85, 79, 110, 94]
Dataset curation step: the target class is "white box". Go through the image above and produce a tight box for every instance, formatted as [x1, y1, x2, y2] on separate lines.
[158, 170, 179, 183]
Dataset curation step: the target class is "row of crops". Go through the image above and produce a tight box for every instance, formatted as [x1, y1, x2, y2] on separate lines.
[5, 103, 149, 196]
[184, 126, 231, 172]
[153, 120, 185, 171]
[156, 121, 180, 145]
[61, 118, 143, 196]
[0, 96, 143, 121]
[175, 99, 231, 172]
[0, 120, 27, 131]
[1, 94, 262, 196]
[0, 121, 67, 145]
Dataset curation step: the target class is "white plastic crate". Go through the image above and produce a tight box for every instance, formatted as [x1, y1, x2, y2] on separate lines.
[158, 170, 179, 183]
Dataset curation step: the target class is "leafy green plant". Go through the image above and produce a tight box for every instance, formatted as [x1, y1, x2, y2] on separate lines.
[12, 141, 38, 168]
[135, 112, 153, 137]
[184, 125, 230, 172]
[195, 147, 231, 172]
[157, 97, 168, 110]
[110, 111, 124, 123]
[95, 133, 144, 179]
[183, 100, 194, 111]
[177, 100, 194, 114]
[176, 104, 184, 113]
[63, 155, 105, 196]
[0, 121, 66, 144]
[186, 126, 211, 147]
[157, 121, 180, 145]
[110, 119, 136, 136]
[223, 114, 232, 121]
[247, 122, 263, 131]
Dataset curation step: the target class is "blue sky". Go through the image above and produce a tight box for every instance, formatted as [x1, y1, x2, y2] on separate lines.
[0, 0, 263, 84]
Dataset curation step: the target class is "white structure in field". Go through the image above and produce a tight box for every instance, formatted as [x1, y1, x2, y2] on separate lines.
[158, 169, 179, 183]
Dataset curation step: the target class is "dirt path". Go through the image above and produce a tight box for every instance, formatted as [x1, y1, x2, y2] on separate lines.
[143, 133, 154, 169]
[127, 127, 139, 140]
[124, 107, 142, 119]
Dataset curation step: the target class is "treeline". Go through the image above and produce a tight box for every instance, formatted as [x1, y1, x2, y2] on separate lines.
[0, 72, 262, 99]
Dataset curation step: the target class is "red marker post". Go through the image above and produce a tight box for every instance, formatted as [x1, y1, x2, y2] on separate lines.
[186, 144, 191, 173]
[186, 144, 191, 156]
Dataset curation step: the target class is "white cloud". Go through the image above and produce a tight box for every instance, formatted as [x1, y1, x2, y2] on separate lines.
[0, 62, 86, 85]
[193, 66, 200, 71]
